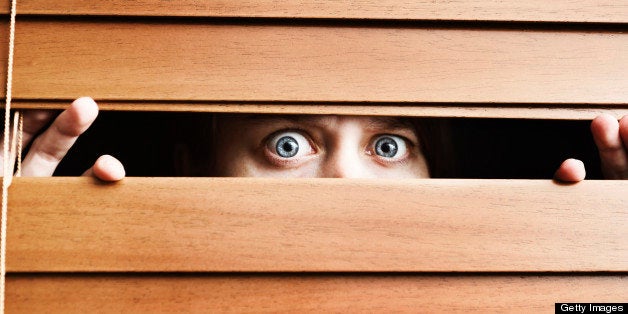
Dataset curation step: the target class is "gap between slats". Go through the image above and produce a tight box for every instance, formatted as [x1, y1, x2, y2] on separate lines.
[5, 100, 628, 120]
[0, 0, 627, 23]
[5, 274, 628, 312]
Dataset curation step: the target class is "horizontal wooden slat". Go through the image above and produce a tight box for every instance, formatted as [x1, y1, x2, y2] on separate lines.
[6, 177, 627, 272]
[8, 100, 628, 119]
[1, 1, 628, 23]
[6, 275, 627, 313]
[2, 21, 627, 105]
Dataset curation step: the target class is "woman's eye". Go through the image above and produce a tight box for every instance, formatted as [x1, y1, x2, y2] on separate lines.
[372, 135, 408, 159]
[266, 131, 313, 159]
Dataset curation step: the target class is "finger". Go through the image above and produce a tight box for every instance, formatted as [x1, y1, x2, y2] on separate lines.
[20, 110, 57, 148]
[0, 110, 56, 154]
[82, 155, 125, 181]
[554, 158, 586, 182]
[0, 110, 56, 175]
[591, 114, 628, 179]
[21, 97, 99, 176]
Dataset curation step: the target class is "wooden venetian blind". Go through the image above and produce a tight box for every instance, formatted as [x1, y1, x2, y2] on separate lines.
[2, 1, 628, 312]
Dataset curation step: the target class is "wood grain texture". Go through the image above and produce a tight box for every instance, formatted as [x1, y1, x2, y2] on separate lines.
[6, 275, 628, 313]
[6, 177, 628, 272]
[1, 0, 627, 23]
[8, 100, 628, 119]
[2, 21, 627, 104]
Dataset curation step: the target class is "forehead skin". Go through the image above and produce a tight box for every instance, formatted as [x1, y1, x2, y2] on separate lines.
[213, 115, 430, 178]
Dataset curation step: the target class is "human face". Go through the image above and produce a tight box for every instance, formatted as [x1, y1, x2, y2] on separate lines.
[213, 115, 430, 178]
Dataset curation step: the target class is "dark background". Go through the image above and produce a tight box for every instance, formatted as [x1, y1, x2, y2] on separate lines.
[54, 112, 602, 179]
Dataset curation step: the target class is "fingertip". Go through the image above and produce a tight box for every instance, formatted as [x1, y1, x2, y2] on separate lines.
[591, 114, 620, 147]
[594, 113, 616, 120]
[70, 97, 99, 126]
[53, 97, 99, 137]
[92, 155, 125, 181]
[554, 158, 586, 183]
[591, 114, 619, 134]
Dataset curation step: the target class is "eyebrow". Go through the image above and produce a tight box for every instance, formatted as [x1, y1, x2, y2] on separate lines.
[244, 115, 415, 131]
[243, 115, 309, 127]
[364, 116, 415, 132]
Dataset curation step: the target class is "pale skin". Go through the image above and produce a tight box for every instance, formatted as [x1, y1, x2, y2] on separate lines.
[213, 115, 430, 178]
[1, 97, 627, 181]
[0, 97, 125, 181]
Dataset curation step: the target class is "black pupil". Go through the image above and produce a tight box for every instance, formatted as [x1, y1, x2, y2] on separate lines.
[375, 137, 398, 158]
[276, 136, 299, 158]
[381, 143, 392, 153]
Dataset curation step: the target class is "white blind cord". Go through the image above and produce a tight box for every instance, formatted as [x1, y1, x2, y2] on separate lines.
[2, 0, 19, 312]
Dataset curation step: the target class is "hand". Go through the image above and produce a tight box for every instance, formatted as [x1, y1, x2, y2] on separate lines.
[554, 114, 628, 182]
[0, 97, 125, 181]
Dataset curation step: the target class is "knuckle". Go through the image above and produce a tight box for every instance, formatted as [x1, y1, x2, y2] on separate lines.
[30, 138, 65, 165]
